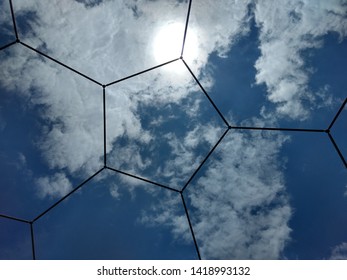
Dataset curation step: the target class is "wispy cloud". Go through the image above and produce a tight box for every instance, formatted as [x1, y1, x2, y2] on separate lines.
[330, 242, 347, 260]
[187, 129, 291, 259]
[9, 0, 190, 83]
[1, 44, 104, 175]
[155, 123, 224, 187]
[143, 125, 291, 259]
[254, 0, 347, 120]
[140, 191, 192, 242]
[109, 182, 121, 200]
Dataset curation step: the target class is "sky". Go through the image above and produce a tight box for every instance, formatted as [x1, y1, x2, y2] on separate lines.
[0, 0, 346, 260]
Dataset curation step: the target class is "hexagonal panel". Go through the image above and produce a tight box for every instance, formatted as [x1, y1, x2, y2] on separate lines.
[34, 169, 197, 259]
[11, 0, 190, 83]
[0, 44, 103, 220]
[106, 59, 227, 189]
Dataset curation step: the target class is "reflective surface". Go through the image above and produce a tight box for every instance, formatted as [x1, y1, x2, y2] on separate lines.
[0, 0, 346, 260]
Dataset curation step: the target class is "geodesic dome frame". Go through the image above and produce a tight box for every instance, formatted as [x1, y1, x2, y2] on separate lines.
[0, 0, 346, 260]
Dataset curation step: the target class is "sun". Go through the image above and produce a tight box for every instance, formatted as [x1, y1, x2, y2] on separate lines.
[153, 22, 184, 62]
[152, 22, 198, 71]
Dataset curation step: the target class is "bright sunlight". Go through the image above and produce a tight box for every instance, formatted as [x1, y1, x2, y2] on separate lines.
[153, 22, 198, 72]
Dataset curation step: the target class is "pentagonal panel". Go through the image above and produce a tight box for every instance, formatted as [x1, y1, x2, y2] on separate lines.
[0, 44, 103, 220]
[34, 169, 197, 259]
[11, 0, 190, 83]
[106, 60, 226, 189]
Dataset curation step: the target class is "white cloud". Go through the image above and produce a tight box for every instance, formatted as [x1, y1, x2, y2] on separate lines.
[188, 130, 291, 259]
[109, 142, 152, 174]
[35, 172, 73, 199]
[104, 59, 225, 188]
[106, 115, 224, 194]
[185, 0, 252, 75]
[0, 151, 33, 178]
[330, 242, 347, 260]
[155, 123, 223, 188]
[254, 0, 347, 120]
[109, 183, 121, 200]
[139, 192, 192, 242]
[17, 152, 27, 166]
[0, 44, 104, 178]
[184, 0, 347, 121]
[159, 132, 202, 185]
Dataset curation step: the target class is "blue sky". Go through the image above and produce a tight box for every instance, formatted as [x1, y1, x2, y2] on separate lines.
[0, 0, 346, 260]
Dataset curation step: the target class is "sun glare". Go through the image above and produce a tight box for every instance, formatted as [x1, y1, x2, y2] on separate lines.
[153, 22, 198, 72]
